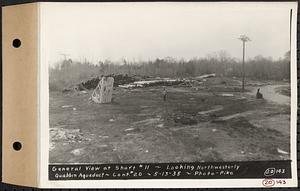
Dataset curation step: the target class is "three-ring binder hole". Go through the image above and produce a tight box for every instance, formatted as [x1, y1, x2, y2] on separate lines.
[13, 141, 22, 151]
[12, 39, 21, 48]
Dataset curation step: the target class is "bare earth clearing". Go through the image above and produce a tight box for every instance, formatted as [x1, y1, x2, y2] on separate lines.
[49, 78, 290, 163]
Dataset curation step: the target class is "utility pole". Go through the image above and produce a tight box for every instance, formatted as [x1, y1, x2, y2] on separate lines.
[238, 35, 250, 92]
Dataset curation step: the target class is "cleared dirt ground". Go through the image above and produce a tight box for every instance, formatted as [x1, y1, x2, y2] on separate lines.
[49, 78, 290, 163]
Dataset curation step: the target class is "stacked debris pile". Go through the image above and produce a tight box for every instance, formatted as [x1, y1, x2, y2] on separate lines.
[136, 79, 184, 87]
[106, 74, 137, 86]
[67, 73, 218, 91]
[119, 79, 186, 89]
[78, 74, 139, 90]
[81, 77, 101, 90]
[195, 73, 216, 80]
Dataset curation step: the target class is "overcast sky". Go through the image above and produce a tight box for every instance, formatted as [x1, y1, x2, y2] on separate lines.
[40, 2, 296, 66]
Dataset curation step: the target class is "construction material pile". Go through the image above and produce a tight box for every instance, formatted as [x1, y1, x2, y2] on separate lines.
[81, 77, 100, 90]
[68, 73, 217, 91]
[107, 74, 137, 87]
[119, 79, 185, 88]
[79, 74, 137, 90]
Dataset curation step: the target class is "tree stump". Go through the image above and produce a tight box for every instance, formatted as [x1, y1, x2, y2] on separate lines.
[91, 77, 114, 103]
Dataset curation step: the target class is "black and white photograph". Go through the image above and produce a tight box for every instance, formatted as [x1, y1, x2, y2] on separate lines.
[41, 2, 297, 187]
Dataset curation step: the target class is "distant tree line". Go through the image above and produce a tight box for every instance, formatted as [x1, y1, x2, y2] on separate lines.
[49, 51, 290, 91]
